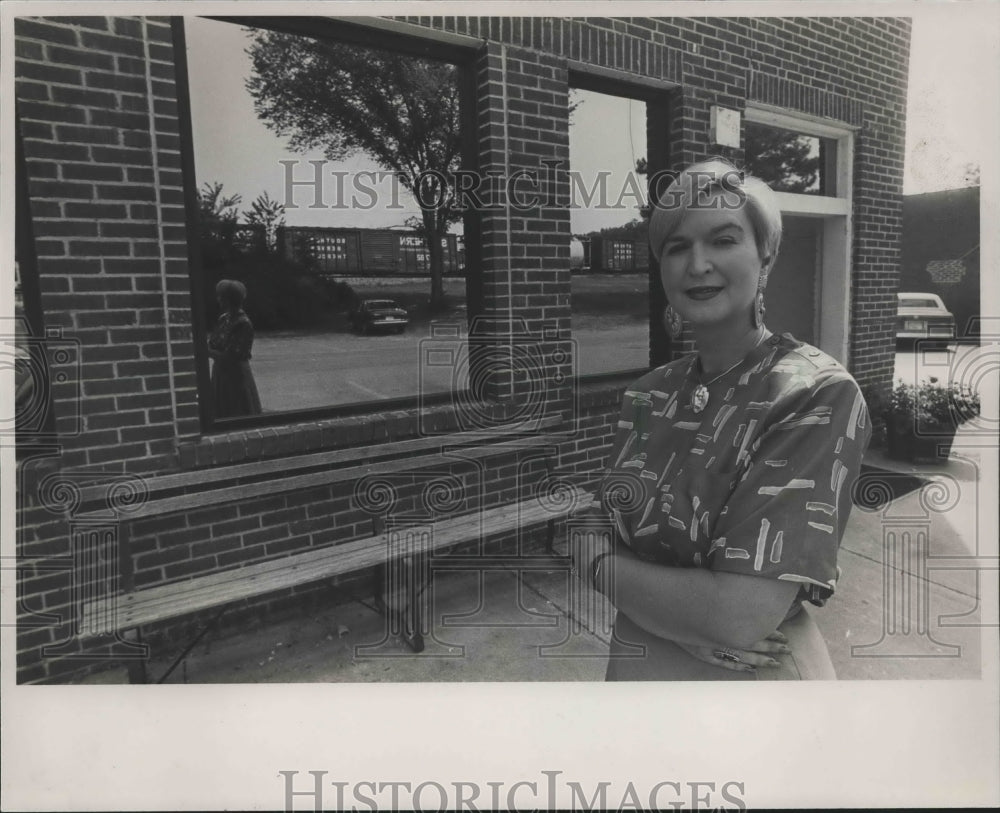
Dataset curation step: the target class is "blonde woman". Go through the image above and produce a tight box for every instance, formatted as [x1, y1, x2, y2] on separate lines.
[583, 159, 871, 680]
[208, 279, 263, 418]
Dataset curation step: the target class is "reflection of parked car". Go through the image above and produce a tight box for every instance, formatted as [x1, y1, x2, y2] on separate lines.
[351, 299, 409, 335]
[896, 292, 955, 342]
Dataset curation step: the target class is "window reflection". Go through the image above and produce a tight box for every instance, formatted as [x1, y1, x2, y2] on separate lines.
[744, 121, 836, 196]
[568, 88, 650, 377]
[185, 18, 469, 419]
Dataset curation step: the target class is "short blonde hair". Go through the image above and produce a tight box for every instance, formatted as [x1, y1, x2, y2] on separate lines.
[648, 158, 783, 267]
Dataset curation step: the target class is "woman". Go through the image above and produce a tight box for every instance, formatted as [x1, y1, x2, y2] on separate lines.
[582, 159, 871, 680]
[208, 279, 263, 419]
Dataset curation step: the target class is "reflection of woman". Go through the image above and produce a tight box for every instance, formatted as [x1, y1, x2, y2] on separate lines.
[580, 159, 871, 680]
[209, 279, 262, 418]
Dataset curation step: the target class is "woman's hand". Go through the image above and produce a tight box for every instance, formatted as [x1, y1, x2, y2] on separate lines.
[674, 631, 791, 673]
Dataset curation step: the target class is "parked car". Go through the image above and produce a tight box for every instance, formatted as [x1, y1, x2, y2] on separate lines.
[351, 299, 409, 335]
[896, 292, 955, 343]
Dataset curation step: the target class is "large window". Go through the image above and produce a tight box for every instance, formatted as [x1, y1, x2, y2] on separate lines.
[567, 86, 651, 378]
[179, 18, 475, 427]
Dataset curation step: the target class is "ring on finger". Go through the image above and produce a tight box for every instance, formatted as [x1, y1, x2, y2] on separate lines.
[713, 648, 742, 664]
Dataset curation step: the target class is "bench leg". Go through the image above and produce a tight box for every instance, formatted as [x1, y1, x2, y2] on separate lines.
[403, 555, 425, 653]
[155, 606, 228, 684]
[373, 557, 426, 653]
[124, 628, 147, 684]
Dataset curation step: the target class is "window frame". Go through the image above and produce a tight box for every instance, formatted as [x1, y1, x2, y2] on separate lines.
[172, 16, 483, 432]
[14, 108, 56, 440]
[566, 65, 674, 385]
[744, 104, 856, 365]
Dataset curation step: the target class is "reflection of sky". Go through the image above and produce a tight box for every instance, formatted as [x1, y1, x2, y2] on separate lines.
[187, 14, 988, 230]
[187, 18, 427, 230]
[187, 18, 647, 236]
[568, 88, 648, 234]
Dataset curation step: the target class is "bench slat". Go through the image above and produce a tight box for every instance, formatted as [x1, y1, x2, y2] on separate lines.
[84, 493, 590, 630]
[104, 495, 584, 619]
[79, 433, 564, 522]
[82, 488, 595, 631]
[76, 417, 561, 506]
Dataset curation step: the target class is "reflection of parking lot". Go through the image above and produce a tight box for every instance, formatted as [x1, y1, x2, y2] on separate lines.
[252, 274, 650, 411]
[251, 322, 647, 411]
[252, 327, 991, 414]
[253, 329, 460, 409]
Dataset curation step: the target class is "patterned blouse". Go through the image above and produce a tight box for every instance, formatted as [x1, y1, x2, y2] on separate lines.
[599, 332, 871, 606]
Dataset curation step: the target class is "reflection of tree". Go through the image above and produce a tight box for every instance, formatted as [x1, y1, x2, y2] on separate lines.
[745, 124, 820, 193]
[197, 181, 241, 227]
[245, 190, 285, 251]
[588, 218, 647, 242]
[245, 30, 462, 312]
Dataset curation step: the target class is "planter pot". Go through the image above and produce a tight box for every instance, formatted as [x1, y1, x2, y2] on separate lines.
[885, 418, 955, 464]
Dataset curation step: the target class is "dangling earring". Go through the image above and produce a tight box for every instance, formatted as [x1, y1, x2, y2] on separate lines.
[751, 270, 768, 329]
[664, 305, 683, 339]
[751, 291, 766, 328]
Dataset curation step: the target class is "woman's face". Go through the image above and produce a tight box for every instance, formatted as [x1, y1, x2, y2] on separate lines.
[658, 195, 766, 331]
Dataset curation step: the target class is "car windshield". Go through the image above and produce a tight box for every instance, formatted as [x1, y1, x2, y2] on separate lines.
[899, 297, 940, 309]
[366, 300, 397, 308]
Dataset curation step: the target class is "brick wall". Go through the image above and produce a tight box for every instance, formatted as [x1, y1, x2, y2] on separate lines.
[15, 16, 198, 476]
[14, 14, 910, 683]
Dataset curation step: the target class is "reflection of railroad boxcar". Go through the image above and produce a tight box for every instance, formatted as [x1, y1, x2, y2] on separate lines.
[587, 236, 648, 273]
[278, 226, 465, 276]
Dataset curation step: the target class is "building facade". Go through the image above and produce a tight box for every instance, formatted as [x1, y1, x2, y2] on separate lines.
[13, 15, 910, 683]
[901, 186, 981, 341]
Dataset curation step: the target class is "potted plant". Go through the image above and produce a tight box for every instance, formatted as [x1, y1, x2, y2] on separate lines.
[879, 379, 980, 463]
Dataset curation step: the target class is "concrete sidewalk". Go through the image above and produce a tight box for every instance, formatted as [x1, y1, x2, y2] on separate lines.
[813, 436, 987, 679]
[85, 434, 989, 684]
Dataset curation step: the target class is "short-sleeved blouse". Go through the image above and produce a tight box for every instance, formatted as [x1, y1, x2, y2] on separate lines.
[599, 332, 871, 606]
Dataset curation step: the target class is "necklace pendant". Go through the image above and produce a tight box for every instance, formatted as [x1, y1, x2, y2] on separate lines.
[691, 384, 709, 413]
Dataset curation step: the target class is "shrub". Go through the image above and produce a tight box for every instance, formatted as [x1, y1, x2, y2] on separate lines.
[883, 379, 980, 432]
[200, 232, 340, 331]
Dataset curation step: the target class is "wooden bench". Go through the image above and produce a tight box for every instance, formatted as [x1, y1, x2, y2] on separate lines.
[76, 419, 594, 682]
